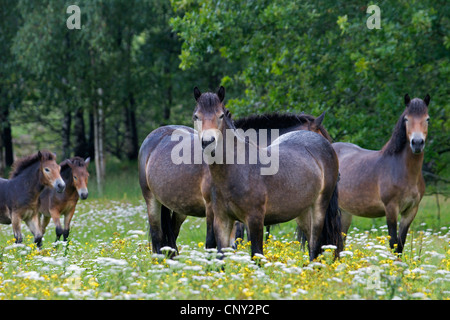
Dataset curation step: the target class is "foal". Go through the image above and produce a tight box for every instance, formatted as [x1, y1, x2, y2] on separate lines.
[39, 157, 90, 241]
[0, 151, 65, 246]
[333, 94, 430, 254]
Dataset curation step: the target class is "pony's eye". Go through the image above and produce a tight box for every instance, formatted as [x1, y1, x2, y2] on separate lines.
[426, 118, 430, 123]
[193, 114, 199, 120]
[404, 118, 408, 122]
[73, 176, 78, 181]
[219, 114, 224, 119]
[44, 168, 50, 173]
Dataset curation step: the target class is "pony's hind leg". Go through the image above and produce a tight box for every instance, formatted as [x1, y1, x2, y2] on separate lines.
[146, 196, 165, 255]
[309, 199, 327, 261]
[171, 212, 187, 241]
[340, 210, 353, 243]
[161, 205, 177, 255]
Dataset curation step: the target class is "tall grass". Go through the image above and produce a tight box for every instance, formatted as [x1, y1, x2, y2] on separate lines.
[88, 159, 142, 203]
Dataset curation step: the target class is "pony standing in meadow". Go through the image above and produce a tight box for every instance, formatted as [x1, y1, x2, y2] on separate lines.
[139, 102, 332, 255]
[39, 156, 90, 242]
[193, 87, 342, 260]
[333, 94, 430, 254]
[0, 151, 65, 247]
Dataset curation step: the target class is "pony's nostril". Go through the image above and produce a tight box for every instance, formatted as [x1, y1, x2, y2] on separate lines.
[202, 138, 215, 150]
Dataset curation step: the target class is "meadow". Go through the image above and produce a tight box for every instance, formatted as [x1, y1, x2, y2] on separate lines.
[0, 166, 449, 300]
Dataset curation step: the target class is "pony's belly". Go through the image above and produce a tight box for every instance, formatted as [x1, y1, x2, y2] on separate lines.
[168, 204, 205, 217]
[340, 194, 385, 218]
[161, 197, 206, 217]
[264, 206, 310, 225]
[264, 191, 318, 224]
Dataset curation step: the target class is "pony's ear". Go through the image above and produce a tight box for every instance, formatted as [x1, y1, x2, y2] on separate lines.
[424, 94, 430, 106]
[85, 157, 91, 166]
[194, 87, 202, 101]
[217, 86, 225, 102]
[314, 111, 326, 126]
[404, 94, 411, 106]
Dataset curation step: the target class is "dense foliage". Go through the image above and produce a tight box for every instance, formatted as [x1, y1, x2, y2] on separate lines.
[0, 0, 448, 187]
[171, 0, 449, 183]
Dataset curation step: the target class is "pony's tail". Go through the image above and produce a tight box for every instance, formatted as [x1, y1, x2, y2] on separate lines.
[161, 205, 178, 255]
[320, 183, 343, 257]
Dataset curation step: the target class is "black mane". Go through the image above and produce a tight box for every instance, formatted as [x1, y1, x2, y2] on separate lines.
[234, 112, 313, 130]
[10, 150, 56, 179]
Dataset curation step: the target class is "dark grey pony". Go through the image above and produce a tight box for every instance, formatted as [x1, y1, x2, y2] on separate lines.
[193, 87, 342, 260]
[138, 103, 333, 256]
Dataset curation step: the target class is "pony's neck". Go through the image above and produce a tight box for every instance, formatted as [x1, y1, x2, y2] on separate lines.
[402, 146, 424, 178]
[11, 163, 45, 197]
[221, 116, 259, 158]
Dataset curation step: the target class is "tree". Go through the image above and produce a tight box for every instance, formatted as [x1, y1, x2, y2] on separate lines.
[171, 0, 450, 181]
[0, 0, 22, 171]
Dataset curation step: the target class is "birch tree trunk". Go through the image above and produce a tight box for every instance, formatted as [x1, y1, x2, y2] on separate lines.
[94, 88, 105, 195]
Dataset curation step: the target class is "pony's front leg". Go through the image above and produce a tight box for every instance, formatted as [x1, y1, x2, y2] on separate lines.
[11, 212, 23, 244]
[205, 201, 216, 249]
[398, 205, 419, 254]
[41, 214, 51, 236]
[63, 206, 76, 241]
[49, 209, 64, 241]
[25, 213, 43, 248]
[246, 212, 265, 258]
[384, 203, 399, 251]
[213, 213, 234, 258]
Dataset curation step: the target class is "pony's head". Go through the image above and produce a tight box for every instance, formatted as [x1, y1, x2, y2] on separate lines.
[64, 157, 90, 199]
[403, 94, 430, 154]
[193, 86, 227, 155]
[38, 151, 66, 193]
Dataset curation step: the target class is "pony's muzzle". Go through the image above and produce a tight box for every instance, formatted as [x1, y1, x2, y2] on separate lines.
[201, 129, 220, 158]
[410, 134, 425, 154]
[54, 179, 66, 193]
[411, 138, 424, 153]
[78, 188, 89, 200]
